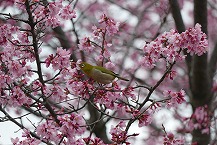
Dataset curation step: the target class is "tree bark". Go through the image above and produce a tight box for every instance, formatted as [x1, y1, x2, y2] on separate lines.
[87, 103, 111, 143]
[191, 0, 211, 144]
[170, 1, 212, 144]
[169, 0, 192, 73]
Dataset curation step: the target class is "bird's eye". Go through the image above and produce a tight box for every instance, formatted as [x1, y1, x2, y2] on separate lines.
[81, 64, 85, 68]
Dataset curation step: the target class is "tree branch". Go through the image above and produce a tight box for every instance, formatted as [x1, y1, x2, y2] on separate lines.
[169, 0, 192, 74]
[0, 106, 53, 145]
[209, 42, 217, 81]
[191, 0, 211, 144]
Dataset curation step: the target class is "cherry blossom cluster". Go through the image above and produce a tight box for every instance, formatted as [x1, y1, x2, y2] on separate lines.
[6, 86, 32, 107]
[185, 105, 210, 134]
[0, 24, 19, 45]
[66, 79, 92, 99]
[11, 113, 86, 145]
[42, 82, 69, 103]
[45, 47, 71, 70]
[109, 121, 138, 145]
[163, 89, 186, 108]
[11, 130, 41, 145]
[57, 113, 86, 144]
[141, 23, 208, 68]
[122, 106, 153, 128]
[0, 28, 76, 108]
[180, 24, 208, 56]
[11, 0, 76, 28]
[98, 13, 120, 36]
[81, 137, 105, 145]
[36, 113, 86, 144]
[92, 83, 126, 109]
[0, 25, 35, 107]
[137, 112, 153, 127]
[32, 0, 76, 28]
[78, 37, 93, 53]
[78, 14, 119, 61]
[163, 132, 185, 145]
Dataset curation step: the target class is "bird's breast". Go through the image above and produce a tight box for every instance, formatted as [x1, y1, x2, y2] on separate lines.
[91, 68, 115, 84]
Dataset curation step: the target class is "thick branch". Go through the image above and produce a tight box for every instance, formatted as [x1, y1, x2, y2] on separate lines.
[25, 0, 60, 125]
[191, 0, 211, 144]
[169, 0, 192, 73]
[87, 102, 111, 143]
[25, 0, 44, 85]
[169, 0, 185, 32]
[209, 42, 217, 81]
[191, 0, 210, 107]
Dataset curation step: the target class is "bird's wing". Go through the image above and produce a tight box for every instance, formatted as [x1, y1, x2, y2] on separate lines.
[94, 66, 116, 76]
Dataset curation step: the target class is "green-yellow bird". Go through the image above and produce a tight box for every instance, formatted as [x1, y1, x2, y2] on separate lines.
[79, 62, 129, 84]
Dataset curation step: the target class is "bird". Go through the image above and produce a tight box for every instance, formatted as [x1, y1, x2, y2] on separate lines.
[79, 62, 129, 84]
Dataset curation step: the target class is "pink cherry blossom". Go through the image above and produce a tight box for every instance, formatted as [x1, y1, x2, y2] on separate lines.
[32, 1, 76, 28]
[166, 70, 177, 80]
[0, 24, 19, 45]
[98, 14, 120, 36]
[92, 25, 103, 39]
[138, 113, 152, 127]
[78, 37, 94, 53]
[184, 105, 210, 135]
[102, 48, 111, 59]
[45, 47, 71, 70]
[122, 87, 135, 100]
[181, 23, 208, 56]
[36, 120, 61, 143]
[11, 130, 41, 145]
[163, 89, 186, 108]
[47, 83, 68, 102]
[60, 5, 76, 20]
[110, 121, 138, 144]
[141, 24, 208, 68]
[83, 137, 105, 145]
[8, 86, 32, 107]
[163, 132, 185, 145]
[48, 1, 62, 17]
[95, 54, 104, 62]
[104, 61, 115, 70]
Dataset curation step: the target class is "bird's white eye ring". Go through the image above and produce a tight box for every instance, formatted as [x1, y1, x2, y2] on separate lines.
[81, 64, 85, 68]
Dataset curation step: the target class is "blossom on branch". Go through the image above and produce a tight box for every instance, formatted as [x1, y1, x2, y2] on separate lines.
[110, 121, 139, 144]
[45, 47, 71, 70]
[141, 23, 208, 68]
[185, 105, 210, 134]
[99, 14, 120, 36]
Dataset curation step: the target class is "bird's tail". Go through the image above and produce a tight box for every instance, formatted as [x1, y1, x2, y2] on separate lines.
[117, 76, 129, 81]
